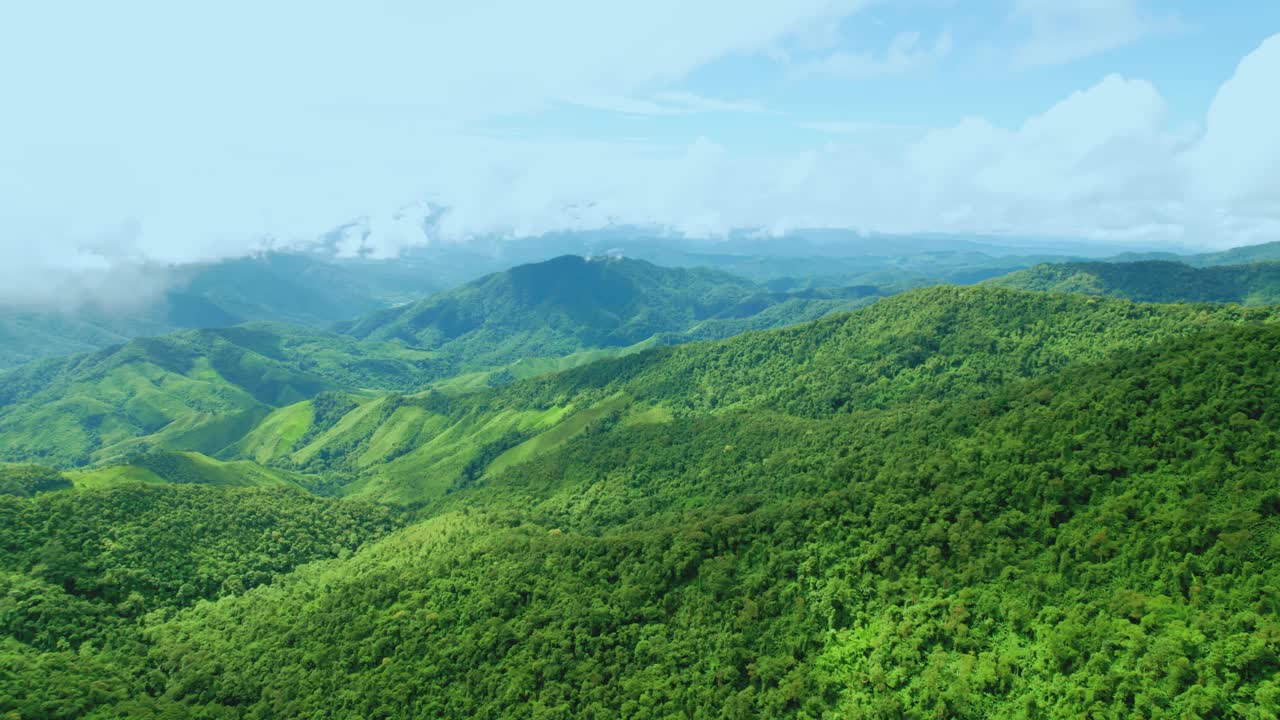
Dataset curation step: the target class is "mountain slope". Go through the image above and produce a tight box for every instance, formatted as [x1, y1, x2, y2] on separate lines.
[0, 483, 402, 641]
[0, 259, 883, 470]
[989, 260, 1280, 304]
[1108, 240, 1280, 267]
[0, 257, 880, 466]
[0, 324, 444, 467]
[263, 286, 1279, 503]
[8, 315, 1278, 717]
[337, 255, 877, 367]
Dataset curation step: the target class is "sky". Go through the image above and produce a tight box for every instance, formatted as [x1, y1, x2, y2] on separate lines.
[1, 0, 1279, 303]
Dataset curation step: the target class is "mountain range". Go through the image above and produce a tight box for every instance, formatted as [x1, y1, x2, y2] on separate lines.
[989, 259, 1280, 305]
[0, 256, 881, 468]
[14, 230, 1271, 370]
[2, 246, 1280, 718]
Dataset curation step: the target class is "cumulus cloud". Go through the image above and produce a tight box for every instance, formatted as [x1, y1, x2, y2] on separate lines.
[897, 75, 1183, 235]
[1182, 34, 1280, 223]
[0, 3, 1276, 309]
[410, 35, 1279, 249]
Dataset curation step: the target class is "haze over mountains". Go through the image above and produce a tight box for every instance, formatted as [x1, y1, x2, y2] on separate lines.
[10, 229, 1278, 370]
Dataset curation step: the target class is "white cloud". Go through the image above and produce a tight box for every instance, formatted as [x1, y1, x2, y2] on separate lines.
[0, 0, 866, 306]
[897, 74, 1184, 236]
[651, 91, 767, 114]
[1009, 0, 1185, 68]
[1182, 34, 1280, 220]
[794, 29, 953, 78]
[0, 4, 1276, 309]
[411, 36, 1280, 249]
[567, 91, 765, 116]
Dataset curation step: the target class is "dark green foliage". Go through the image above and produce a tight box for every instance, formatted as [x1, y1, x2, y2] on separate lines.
[296, 390, 360, 448]
[0, 485, 402, 629]
[452, 430, 535, 493]
[483, 285, 1277, 420]
[0, 465, 72, 497]
[989, 259, 1280, 305]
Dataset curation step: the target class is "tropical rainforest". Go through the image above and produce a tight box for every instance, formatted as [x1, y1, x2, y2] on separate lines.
[1, 250, 1278, 718]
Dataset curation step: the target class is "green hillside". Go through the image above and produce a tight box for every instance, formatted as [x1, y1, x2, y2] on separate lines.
[275, 286, 1278, 504]
[0, 324, 443, 467]
[337, 255, 881, 367]
[3, 289, 1279, 717]
[1108, 241, 1280, 268]
[0, 259, 882, 471]
[0, 311, 177, 371]
[142, 327, 1280, 718]
[0, 484, 401, 647]
[989, 260, 1280, 304]
[64, 450, 320, 492]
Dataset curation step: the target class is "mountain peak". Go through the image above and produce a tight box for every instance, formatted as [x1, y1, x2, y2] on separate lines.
[336, 256, 760, 365]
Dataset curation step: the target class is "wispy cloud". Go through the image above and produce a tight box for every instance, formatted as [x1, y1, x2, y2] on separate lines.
[1008, 0, 1187, 69]
[796, 120, 921, 136]
[567, 91, 766, 116]
[792, 29, 953, 78]
[652, 91, 767, 114]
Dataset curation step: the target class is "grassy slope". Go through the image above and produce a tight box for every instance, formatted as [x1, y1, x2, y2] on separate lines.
[65, 451, 312, 491]
[0, 324, 445, 467]
[0, 259, 886, 472]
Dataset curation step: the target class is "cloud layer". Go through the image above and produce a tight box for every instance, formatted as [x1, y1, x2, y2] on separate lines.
[0, 3, 1276, 308]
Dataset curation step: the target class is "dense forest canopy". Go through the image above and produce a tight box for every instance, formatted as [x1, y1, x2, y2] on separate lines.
[1, 254, 1279, 717]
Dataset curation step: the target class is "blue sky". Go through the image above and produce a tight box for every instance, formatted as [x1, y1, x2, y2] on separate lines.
[485, 1, 1277, 149]
[1, 1, 1278, 303]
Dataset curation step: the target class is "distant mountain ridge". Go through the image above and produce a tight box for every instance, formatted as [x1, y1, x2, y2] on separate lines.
[987, 259, 1280, 305]
[8, 231, 1275, 370]
[0, 252, 459, 370]
[336, 254, 881, 367]
[0, 256, 882, 467]
[1105, 240, 1280, 267]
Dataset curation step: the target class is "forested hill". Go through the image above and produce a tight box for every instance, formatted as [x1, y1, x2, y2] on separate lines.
[231, 286, 1280, 504]
[989, 259, 1280, 304]
[1106, 239, 1280, 267]
[335, 255, 882, 366]
[0, 324, 445, 467]
[4, 295, 1279, 717]
[0, 258, 882, 468]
